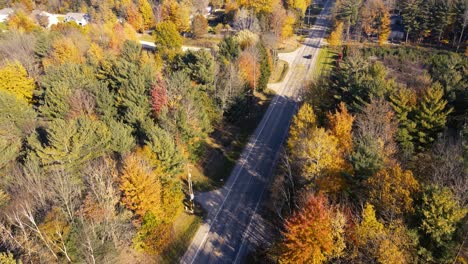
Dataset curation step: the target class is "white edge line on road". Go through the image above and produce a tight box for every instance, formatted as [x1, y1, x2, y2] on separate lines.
[232, 2, 332, 262]
[186, 2, 332, 262]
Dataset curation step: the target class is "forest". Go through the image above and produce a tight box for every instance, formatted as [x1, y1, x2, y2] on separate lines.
[0, 0, 467, 263]
[0, 0, 309, 262]
[260, 1, 468, 263]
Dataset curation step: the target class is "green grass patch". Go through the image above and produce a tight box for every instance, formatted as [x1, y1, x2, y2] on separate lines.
[161, 213, 202, 263]
[139, 34, 154, 42]
[269, 60, 289, 83]
[183, 35, 222, 49]
[312, 46, 337, 78]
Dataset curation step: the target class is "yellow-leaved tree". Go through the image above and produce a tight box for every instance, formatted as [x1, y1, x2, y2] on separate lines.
[281, 13, 296, 40]
[43, 38, 84, 67]
[379, 10, 391, 45]
[287, 0, 307, 14]
[120, 153, 163, 217]
[328, 22, 343, 47]
[138, 0, 155, 30]
[287, 103, 317, 150]
[327, 102, 354, 155]
[237, 0, 274, 14]
[366, 164, 420, 218]
[0, 61, 35, 103]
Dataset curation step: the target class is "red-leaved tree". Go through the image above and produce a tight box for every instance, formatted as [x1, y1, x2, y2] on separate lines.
[150, 77, 168, 117]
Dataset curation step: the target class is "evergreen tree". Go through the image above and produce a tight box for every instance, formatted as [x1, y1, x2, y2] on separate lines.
[390, 88, 417, 156]
[350, 135, 384, 181]
[418, 185, 466, 262]
[0, 90, 36, 169]
[28, 117, 112, 172]
[146, 126, 184, 175]
[218, 36, 240, 63]
[256, 42, 271, 92]
[414, 84, 453, 150]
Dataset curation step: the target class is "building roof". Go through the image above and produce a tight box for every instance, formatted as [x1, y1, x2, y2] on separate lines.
[0, 8, 14, 16]
[65, 12, 89, 21]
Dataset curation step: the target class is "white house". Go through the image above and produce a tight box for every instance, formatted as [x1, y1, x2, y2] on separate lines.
[0, 8, 14, 23]
[64, 12, 90, 26]
[32, 10, 62, 28]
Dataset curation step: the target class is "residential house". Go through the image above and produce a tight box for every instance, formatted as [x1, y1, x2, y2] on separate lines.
[64, 12, 90, 26]
[0, 8, 14, 23]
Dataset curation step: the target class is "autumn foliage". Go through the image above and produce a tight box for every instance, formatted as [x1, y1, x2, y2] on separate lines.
[150, 77, 168, 117]
[279, 194, 344, 264]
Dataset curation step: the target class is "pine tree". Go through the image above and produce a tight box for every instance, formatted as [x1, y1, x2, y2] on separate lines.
[418, 185, 466, 262]
[0, 61, 35, 104]
[415, 84, 453, 150]
[0, 90, 36, 169]
[257, 42, 271, 92]
[28, 117, 112, 172]
[146, 126, 184, 175]
[390, 88, 417, 156]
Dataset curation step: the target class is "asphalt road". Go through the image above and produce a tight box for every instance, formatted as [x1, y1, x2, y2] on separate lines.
[180, 2, 333, 263]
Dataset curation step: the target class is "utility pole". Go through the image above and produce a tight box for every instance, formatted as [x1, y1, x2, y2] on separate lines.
[187, 165, 195, 214]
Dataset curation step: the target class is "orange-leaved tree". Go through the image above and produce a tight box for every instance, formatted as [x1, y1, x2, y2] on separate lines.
[279, 194, 345, 264]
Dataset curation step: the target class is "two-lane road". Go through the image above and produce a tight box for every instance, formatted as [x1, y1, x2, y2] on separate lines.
[180, 2, 333, 263]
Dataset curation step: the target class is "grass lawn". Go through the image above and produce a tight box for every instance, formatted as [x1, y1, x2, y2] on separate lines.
[312, 46, 337, 78]
[161, 213, 203, 263]
[183, 35, 223, 49]
[139, 33, 153, 42]
[269, 60, 289, 83]
[191, 91, 274, 192]
[277, 35, 302, 53]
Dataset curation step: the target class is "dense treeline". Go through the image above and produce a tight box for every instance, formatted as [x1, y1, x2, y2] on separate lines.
[2, 0, 313, 43]
[328, 0, 468, 51]
[0, 6, 276, 261]
[266, 46, 467, 263]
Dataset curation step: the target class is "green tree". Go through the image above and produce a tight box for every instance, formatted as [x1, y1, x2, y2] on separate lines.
[418, 185, 466, 262]
[146, 126, 184, 175]
[414, 84, 453, 150]
[0, 90, 36, 170]
[390, 88, 417, 157]
[28, 117, 111, 172]
[0, 60, 35, 103]
[171, 50, 216, 91]
[257, 42, 271, 92]
[335, 0, 363, 40]
[218, 36, 240, 63]
[154, 21, 182, 61]
[350, 135, 384, 181]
